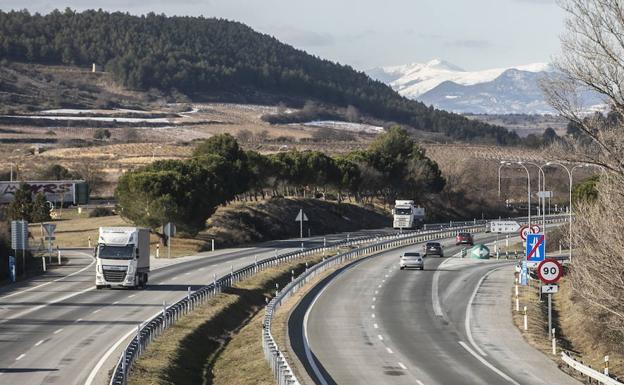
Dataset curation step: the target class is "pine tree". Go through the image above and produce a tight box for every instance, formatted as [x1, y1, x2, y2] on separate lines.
[7, 183, 33, 221]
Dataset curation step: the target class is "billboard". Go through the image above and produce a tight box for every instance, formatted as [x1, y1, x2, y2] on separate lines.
[0, 180, 88, 205]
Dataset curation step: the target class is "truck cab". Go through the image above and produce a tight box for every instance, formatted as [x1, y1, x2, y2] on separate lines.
[393, 200, 425, 230]
[95, 227, 150, 289]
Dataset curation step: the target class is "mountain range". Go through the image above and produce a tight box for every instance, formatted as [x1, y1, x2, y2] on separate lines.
[367, 59, 598, 114]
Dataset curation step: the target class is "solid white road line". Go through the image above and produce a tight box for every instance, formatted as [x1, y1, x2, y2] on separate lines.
[465, 265, 508, 358]
[431, 257, 453, 319]
[417, 380, 425, 385]
[112, 301, 119, 305]
[302, 279, 334, 385]
[398, 362, 407, 370]
[0, 253, 94, 300]
[458, 341, 521, 385]
[15, 354, 25, 361]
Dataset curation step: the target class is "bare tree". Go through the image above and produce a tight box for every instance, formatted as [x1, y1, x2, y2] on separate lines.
[542, 0, 624, 175]
[542, 0, 624, 341]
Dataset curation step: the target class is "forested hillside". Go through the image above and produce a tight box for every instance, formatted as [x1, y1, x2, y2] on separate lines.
[0, 9, 520, 144]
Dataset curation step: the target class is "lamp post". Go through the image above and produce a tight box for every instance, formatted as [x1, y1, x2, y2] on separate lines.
[525, 162, 547, 230]
[516, 162, 531, 227]
[498, 161, 512, 199]
[544, 162, 585, 262]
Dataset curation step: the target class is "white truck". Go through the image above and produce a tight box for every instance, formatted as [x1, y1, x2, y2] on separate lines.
[95, 227, 150, 289]
[393, 200, 425, 230]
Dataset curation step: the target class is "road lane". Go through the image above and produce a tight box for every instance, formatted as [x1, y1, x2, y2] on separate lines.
[0, 228, 394, 385]
[290, 232, 579, 385]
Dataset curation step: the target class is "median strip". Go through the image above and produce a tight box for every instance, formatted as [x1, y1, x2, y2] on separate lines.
[126, 253, 328, 385]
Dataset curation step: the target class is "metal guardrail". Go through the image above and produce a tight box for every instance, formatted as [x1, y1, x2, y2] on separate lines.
[561, 352, 623, 385]
[262, 215, 569, 385]
[262, 224, 490, 385]
[108, 215, 568, 385]
[107, 226, 460, 385]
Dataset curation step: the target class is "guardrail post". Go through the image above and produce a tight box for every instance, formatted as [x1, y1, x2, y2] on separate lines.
[552, 328, 556, 355]
[137, 323, 142, 355]
[523, 306, 528, 331]
[605, 355, 609, 376]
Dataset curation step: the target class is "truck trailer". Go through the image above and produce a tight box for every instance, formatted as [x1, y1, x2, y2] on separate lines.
[95, 227, 150, 289]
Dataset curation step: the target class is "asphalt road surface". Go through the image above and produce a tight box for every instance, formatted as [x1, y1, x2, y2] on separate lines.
[0, 228, 391, 385]
[289, 232, 581, 385]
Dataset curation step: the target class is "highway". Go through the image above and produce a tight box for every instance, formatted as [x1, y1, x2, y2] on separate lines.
[289, 232, 581, 385]
[0, 229, 389, 385]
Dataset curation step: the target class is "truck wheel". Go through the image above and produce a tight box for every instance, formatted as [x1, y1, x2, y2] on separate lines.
[96, 285, 104, 290]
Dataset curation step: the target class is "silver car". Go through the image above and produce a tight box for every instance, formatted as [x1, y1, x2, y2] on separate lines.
[400, 252, 424, 270]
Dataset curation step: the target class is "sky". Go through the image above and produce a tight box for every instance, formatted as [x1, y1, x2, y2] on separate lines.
[0, 0, 567, 71]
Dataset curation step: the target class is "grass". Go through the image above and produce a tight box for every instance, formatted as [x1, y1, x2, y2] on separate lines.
[30, 208, 206, 256]
[511, 273, 623, 380]
[127, 254, 326, 385]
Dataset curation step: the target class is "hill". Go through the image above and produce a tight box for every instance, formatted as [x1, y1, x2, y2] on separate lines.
[0, 9, 519, 145]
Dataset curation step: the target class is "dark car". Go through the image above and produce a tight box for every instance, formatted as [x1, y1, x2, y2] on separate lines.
[456, 232, 474, 246]
[424, 242, 444, 257]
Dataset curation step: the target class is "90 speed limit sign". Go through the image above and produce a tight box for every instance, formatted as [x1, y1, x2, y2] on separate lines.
[537, 259, 563, 284]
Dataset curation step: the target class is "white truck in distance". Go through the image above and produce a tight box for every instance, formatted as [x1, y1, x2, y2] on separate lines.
[393, 200, 425, 229]
[95, 227, 150, 289]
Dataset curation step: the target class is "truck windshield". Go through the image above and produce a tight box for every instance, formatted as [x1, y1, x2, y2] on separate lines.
[395, 208, 412, 215]
[97, 245, 134, 259]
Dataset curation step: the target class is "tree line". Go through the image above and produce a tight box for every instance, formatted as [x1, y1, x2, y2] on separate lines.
[115, 127, 445, 235]
[0, 9, 519, 145]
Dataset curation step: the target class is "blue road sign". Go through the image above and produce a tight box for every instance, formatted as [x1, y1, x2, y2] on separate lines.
[520, 260, 529, 286]
[526, 233, 546, 263]
[8, 256, 15, 283]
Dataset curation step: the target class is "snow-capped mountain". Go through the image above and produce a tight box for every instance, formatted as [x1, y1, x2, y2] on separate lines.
[367, 59, 557, 114]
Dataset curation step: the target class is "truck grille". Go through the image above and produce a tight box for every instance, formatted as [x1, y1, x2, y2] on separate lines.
[103, 270, 126, 283]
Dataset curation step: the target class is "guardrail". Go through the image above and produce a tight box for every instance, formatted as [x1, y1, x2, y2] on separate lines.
[109, 215, 567, 385]
[262, 215, 569, 385]
[561, 352, 623, 385]
[108, 221, 493, 385]
[262, 224, 492, 385]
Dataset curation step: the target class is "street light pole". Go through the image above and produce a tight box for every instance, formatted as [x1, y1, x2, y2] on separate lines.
[517, 162, 531, 227]
[498, 161, 512, 199]
[545, 162, 582, 263]
[525, 162, 547, 230]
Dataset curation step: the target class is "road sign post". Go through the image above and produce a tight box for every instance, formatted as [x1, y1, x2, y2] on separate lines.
[295, 209, 308, 239]
[11, 220, 29, 276]
[8, 256, 16, 282]
[537, 259, 563, 335]
[163, 223, 176, 258]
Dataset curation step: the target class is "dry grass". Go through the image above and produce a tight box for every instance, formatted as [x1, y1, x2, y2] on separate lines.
[511, 274, 623, 380]
[30, 208, 205, 256]
[128, 254, 325, 385]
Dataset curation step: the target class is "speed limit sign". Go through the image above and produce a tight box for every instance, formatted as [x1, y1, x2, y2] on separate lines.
[537, 259, 563, 284]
